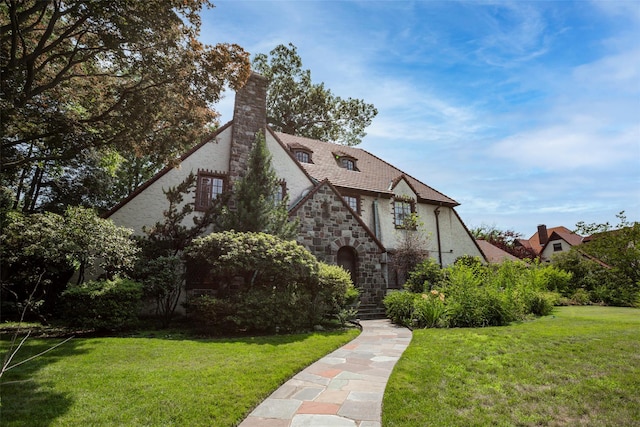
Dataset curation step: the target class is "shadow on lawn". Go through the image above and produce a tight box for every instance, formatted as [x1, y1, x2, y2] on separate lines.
[0, 335, 86, 426]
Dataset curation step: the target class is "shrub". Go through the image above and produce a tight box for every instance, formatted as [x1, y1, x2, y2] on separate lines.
[186, 232, 357, 333]
[570, 289, 592, 305]
[316, 263, 359, 324]
[61, 278, 143, 331]
[404, 258, 442, 293]
[413, 290, 447, 328]
[551, 250, 639, 306]
[187, 295, 236, 330]
[186, 231, 319, 290]
[383, 291, 416, 327]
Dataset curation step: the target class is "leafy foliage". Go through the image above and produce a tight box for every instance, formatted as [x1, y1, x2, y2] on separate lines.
[223, 131, 298, 239]
[471, 224, 538, 260]
[392, 213, 430, 286]
[404, 257, 443, 293]
[1, 207, 139, 321]
[384, 259, 560, 328]
[134, 172, 229, 327]
[316, 263, 360, 325]
[186, 232, 356, 332]
[61, 277, 143, 331]
[551, 250, 638, 306]
[253, 43, 377, 146]
[1, 0, 250, 212]
[575, 211, 640, 288]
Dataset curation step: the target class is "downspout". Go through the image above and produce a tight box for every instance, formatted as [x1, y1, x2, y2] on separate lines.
[373, 197, 389, 288]
[434, 206, 443, 267]
[372, 199, 381, 239]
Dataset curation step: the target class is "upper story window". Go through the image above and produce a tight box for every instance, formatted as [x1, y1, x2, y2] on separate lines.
[195, 172, 225, 211]
[334, 153, 358, 171]
[341, 158, 355, 170]
[295, 150, 312, 163]
[553, 242, 563, 252]
[393, 198, 415, 229]
[273, 180, 287, 204]
[343, 195, 359, 213]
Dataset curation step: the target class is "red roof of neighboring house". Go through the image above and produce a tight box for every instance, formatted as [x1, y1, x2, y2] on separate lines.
[274, 132, 459, 207]
[476, 240, 519, 263]
[527, 226, 583, 254]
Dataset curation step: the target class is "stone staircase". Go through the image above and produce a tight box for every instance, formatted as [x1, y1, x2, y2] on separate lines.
[357, 303, 387, 320]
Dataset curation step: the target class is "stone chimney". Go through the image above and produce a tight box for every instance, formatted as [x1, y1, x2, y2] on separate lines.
[538, 224, 549, 245]
[229, 72, 268, 182]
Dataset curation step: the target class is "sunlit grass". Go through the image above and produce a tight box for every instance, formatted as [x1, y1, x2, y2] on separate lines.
[383, 306, 640, 426]
[0, 328, 359, 426]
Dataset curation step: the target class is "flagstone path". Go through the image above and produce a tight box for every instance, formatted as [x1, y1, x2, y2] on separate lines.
[238, 319, 412, 427]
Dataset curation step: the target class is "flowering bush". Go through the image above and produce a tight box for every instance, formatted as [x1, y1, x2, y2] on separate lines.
[386, 259, 563, 328]
[413, 290, 447, 328]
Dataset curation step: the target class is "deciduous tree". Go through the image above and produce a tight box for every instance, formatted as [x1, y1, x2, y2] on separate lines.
[253, 43, 377, 146]
[471, 224, 537, 260]
[1, 0, 251, 211]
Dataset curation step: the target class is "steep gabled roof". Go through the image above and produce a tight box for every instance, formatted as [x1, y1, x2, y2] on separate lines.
[528, 226, 583, 254]
[476, 239, 519, 263]
[274, 132, 459, 207]
[289, 179, 385, 252]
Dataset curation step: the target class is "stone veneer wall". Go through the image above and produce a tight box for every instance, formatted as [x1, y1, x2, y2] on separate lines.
[291, 182, 388, 306]
[229, 72, 268, 182]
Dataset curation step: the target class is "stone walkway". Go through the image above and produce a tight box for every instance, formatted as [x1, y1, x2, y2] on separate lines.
[238, 319, 412, 427]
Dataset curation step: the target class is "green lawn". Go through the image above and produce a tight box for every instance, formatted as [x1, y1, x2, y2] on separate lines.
[383, 306, 640, 426]
[0, 328, 359, 426]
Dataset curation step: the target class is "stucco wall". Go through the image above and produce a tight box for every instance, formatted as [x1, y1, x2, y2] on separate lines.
[265, 132, 314, 207]
[108, 128, 233, 234]
[540, 239, 571, 261]
[355, 195, 482, 266]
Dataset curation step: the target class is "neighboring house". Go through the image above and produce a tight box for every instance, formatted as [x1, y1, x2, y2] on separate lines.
[107, 73, 485, 314]
[476, 239, 519, 264]
[517, 224, 584, 262]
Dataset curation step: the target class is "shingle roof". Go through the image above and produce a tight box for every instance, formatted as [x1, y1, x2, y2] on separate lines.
[528, 226, 583, 254]
[476, 239, 519, 263]
[274, 132, 458, 206]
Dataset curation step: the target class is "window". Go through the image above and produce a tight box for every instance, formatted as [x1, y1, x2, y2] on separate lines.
[295, 150, 311, 163]
[553, 243, 563, 252]
[273, 180, 287, 203]
[341, 158, 355, 170]
[393, 199, 414, 228]
[343, 195, 359, 213]
[195, 173, 224, 211]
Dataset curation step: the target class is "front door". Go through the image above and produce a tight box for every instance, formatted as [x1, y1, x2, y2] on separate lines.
[337, 246, 357, 285]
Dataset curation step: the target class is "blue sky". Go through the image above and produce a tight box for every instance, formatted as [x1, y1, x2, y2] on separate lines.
[200, 0, 640, 238]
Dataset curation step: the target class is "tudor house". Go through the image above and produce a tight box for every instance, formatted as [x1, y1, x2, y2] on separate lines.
[107, 73, 485, 313]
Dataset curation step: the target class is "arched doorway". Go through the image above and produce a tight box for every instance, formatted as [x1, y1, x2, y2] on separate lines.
[337, 246, 358, 285]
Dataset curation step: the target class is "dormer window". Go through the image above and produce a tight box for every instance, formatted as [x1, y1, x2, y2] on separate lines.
[334, 152, 358, 171]
[341, 158, 355, 170]
[295, 150, 312, 163]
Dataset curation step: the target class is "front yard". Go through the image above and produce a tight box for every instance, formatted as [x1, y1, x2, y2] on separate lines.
[0, 328, 359, 426]
[383, 306, 640, 426]
[1, 306, 638, 426]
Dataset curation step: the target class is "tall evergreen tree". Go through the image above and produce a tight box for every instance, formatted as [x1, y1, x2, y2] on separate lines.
[225, 132, 298, 239]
